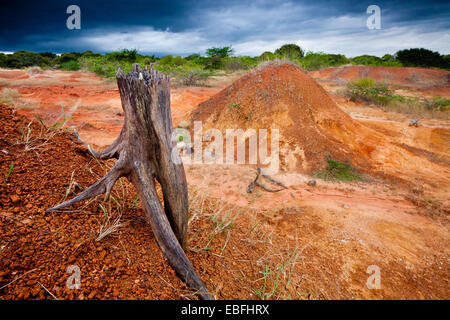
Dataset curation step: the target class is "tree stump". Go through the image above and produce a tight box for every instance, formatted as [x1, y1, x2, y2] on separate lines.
[47, 64, 212, 300]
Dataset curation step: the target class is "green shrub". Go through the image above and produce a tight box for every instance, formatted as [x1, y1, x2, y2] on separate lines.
[60, 60, 80, 71]
[258, 51, 276, 61]
[298, 52, 349, 71]
[350, 54, 402, 67]
[224, 56, 257, 71]
[347, 78, 394, 106]
[58, 52, 81, 64]
[81, 50, 101, 58]
[396, 48, 448, 69]
[316, 158, 362, 182]
[275, 44, 304, 60]
[105, 49, 137, 62]
[424, 96, 450, 111]
[0, 51, 48, 68]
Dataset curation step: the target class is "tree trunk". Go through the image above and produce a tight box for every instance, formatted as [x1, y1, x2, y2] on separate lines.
[47, 64, 212, 300]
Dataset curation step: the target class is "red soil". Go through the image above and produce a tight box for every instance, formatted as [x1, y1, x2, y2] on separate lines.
[192, 63, 370, 172]
[0, 105, 272, 300]
[310, 65, 450, 96]
[191, 64, 450, 195]
[1, 67, 449, 300]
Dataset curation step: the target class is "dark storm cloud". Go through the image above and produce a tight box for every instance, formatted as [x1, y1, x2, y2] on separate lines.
[0, 0, 449, 56]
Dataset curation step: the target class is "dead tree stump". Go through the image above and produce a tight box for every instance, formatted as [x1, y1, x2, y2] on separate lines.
[47, 64, 212, 300]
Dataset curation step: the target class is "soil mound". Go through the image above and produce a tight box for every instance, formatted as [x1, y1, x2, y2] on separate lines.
[191, 63, 372, 173]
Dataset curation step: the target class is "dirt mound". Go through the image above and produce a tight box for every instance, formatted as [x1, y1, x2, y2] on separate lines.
[310, 66, 450, 92]
[191, 63, 373, 173]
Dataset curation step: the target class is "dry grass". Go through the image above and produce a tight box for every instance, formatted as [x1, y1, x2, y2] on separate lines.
[186, 186, 310, 299]
[0, 88, 20, 106]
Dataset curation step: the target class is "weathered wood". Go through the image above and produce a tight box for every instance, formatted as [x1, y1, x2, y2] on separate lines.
[47, 64, 211, 300]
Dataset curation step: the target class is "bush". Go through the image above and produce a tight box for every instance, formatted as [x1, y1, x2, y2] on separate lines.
[58, 52, 81, 64]
[316, 158, 362, 182]
[185, 54, 200, 61]
[0, 53, 5, 67]
[298, 52, 349, 71]
[81, 50, 101, 58]
[39, 52, 57, 59]
[395, 48, 448, 69]
[350, 54, 402, 67]
[347, 78, 394, 106]
[105, 49, 137, 62]
[275, 44, 304, 60]
[424, 96, 450, 111]
[258, 51, 275, 61]
[175, 68, 212, 86]
[158, 55, 185, 66]
[224, 56, 257, 71]
[60, 60, 80, 71]
[0, 51, 48, 68]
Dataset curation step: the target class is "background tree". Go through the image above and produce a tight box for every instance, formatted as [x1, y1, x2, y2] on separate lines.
[205, 46, 233, 69]
[395, 48, 448, 68]
[275, 44, 304, 60]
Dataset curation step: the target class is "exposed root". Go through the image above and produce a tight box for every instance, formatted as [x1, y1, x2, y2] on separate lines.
[247, 168, 288, 193]
[47, 157, 127, 212]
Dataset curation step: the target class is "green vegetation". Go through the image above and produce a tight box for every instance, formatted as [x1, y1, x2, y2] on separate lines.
[298, 52, 349, 71]
[347, 78, 395, 106]
[396, 48, 449, 69]
[316, 158, 362, 182]
[346, 77, 449, 117]
[253, 247, 299, 300]
[350, 54, 403, 67]
[275, 44, 304, 60]
[227, 103, 242, 110]
[4, 162, 15, 185]
[60, 60, 80, 71]
[0, 45, 448, 83]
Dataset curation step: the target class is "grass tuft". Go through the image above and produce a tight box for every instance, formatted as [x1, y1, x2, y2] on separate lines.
[315, 158, 362, 182]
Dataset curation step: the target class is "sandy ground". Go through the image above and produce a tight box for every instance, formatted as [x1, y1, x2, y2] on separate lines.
[0, 66, 449, 299]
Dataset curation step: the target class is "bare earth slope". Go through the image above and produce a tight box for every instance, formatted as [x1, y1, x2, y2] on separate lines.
[0, 66, 449, 300]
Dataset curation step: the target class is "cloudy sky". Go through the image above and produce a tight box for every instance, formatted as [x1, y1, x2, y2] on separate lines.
[0, 0, 449, 57]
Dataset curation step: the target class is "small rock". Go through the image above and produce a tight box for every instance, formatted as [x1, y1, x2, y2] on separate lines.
[409, 119, 419, 127]
[307, 180, 317, 186]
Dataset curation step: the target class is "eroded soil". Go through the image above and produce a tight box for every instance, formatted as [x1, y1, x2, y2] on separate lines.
[0, 66, 449, 299]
